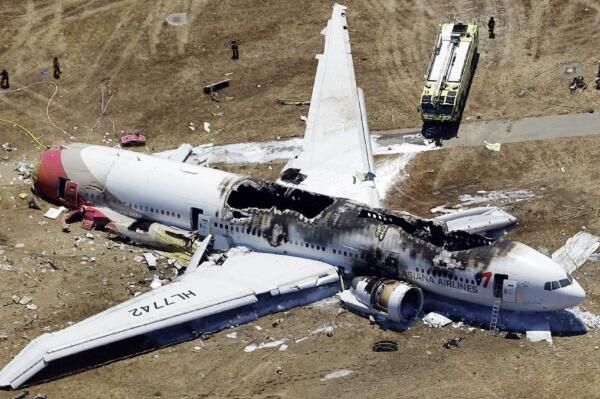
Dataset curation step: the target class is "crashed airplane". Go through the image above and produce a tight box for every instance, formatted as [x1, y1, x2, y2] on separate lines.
[0, 4, 585, 389]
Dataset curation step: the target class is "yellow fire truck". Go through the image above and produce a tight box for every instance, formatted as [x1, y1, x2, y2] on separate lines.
[420, 23, 478, 123]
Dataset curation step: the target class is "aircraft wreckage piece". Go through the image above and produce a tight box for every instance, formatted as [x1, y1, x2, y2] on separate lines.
[434, 206, 517, 237]
[0, 252, 339, 389]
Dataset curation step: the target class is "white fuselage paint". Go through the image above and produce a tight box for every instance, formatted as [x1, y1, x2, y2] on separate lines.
[67, 145, 584, 312]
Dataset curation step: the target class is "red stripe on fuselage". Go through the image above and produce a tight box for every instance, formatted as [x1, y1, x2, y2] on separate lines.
[34, 149, 68, 202]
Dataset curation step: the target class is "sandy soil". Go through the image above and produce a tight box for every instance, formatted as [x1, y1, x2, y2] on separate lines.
[1, 0, 600, 398]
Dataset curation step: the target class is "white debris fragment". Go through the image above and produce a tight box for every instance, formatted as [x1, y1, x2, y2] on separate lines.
[243, 339, 287, 352]
[0, 264, 13, 271]
[85, 232, 94, 239]
[14, 243, 25, 249]
[310, 325, 335, 335]
[320, 369, 353, 381]
[26, 304, 38, 311]
[422, 312, 452, 328]
[457, 189, 537, 207]
[526, 330, 552, 343]
[18, 296, 32, 305]
[483, 141, 501, 151]
[203, 122, 211, 133]
[143, 253, 158, 269]
[165, 13, 187, 26]
[2, 143, 16, 152]
[278, 344, 288, 351]
[150, 275, 162, 290]
[15, 162, 33, 181]
[44, 206, 67, 220]
[552, 232, 600, 273]
[226, 332, 238, 339]
[254, 325, 263, 331]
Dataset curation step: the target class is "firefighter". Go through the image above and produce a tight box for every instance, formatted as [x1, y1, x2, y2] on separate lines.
[229, 40, 239, 60]
[0, 69, 9, 89]
[53, 57, 62, 80]
[487, 17, 495, 38]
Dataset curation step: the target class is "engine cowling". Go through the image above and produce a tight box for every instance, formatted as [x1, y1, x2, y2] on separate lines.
[349, 277, 424, 322]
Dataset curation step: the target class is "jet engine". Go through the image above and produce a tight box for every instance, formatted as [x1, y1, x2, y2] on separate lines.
[340, 277, 424, 323]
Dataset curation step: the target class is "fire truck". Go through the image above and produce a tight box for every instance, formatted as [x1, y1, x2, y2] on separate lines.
[420, 23, 478, 123]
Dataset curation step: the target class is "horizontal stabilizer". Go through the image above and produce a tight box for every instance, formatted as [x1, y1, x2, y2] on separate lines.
[0, 252, 339, 389]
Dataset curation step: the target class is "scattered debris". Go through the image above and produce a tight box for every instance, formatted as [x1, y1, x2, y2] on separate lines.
[203, 122, 211, 133]
[11, 390, 28, 399]
[422, 312, 452, 328]
[43, 206, 67, 220]
[278, 344, 288, 351]
[276, 366, 283, 375]
[372, 340, 398, 352]
[150, 275, 162, 290]
[12, 295, 32, 305]
[483, 141, 501, 151]
[85, 232, 94, 239]
[2, 143, 16, 152]
[569, 75, 587, 92]
[276, 98, 310, 106]
[14, 243, 25, 249]
[504, 332, 521, 340]
[28, 196, 42, 210]
[243, 339, 287, 352]
[121, 133, 146, 147]
[143, 253, 158, 269]
[526, 330, 552, 343]
[320, 369, 353, 381]
[226, 332, 238, 339]
[442, 336, 463, 349]
[18, 193, 28, 200]
[552, 231, 600, 273]
[26, 304, 38, 311]
[203, 79, 230, 97]
[15, 162, 33, 181]
[0, 264, 13, 271]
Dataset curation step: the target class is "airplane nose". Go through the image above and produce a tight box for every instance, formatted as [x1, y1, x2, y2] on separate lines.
[34, 148, 67, 201]
[560, 279, 586, 308]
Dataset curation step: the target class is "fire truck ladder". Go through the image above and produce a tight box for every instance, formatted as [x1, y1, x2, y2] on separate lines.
[432, 38, 459, 105]
[489, 297, 502, 334]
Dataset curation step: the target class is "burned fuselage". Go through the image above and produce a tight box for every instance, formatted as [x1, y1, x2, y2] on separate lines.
[34, 144, 585, 312]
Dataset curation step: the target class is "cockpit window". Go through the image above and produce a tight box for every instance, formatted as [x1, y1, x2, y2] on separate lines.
[544, 276, 573, 291]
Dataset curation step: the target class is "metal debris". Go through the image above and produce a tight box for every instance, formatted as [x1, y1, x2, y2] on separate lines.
[422, 312, 452, 328]
[2, 143, 16, 152]
[143, 253, 158, 269]
[43, 206, 67, 220]
[442, 336, 463, 349]
[372, 340, 398, 352]
[276, 98, 310, 106]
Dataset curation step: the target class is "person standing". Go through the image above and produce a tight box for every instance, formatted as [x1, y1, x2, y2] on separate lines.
[488, 17, 496, 39]
[0, 69, 9, 89]
[229, 40, 240, 60]
[53, 57, 62, 79]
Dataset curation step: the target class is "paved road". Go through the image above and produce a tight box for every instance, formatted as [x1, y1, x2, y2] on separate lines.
[374, 111, 600, 148]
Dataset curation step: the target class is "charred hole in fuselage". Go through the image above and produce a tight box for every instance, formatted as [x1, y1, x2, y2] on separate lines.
[358, 209, 491, 251]
[226, 180, 334, 219]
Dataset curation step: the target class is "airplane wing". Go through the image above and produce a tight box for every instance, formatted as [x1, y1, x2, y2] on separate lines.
[278, 4, 380, 208]
[0, 251, 339, 388]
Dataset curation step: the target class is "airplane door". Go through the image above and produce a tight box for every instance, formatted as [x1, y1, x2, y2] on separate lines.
[64, 181, 79, 206]
[197, 215, 211, 237]
[502, 279, 517, 303]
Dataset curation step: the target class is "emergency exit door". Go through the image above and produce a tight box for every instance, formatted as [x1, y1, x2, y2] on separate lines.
[502, 279, 517, 303]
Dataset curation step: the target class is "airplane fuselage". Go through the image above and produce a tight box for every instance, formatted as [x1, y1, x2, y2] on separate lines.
[34, 143, 585, 312]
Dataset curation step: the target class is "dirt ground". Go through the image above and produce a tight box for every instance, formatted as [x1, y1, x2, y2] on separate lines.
[2, 0, 600, 398]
